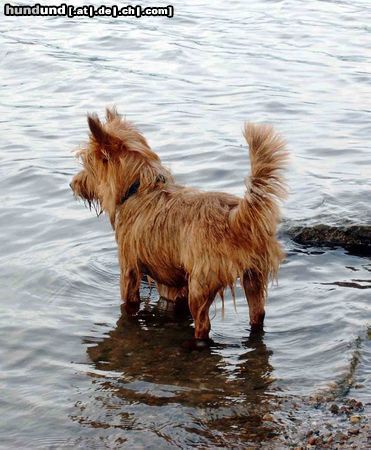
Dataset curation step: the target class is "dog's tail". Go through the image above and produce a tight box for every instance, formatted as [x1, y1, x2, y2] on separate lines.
[230, 123, 288, 236]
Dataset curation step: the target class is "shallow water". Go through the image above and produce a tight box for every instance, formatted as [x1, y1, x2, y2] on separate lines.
[0, 0, 370, 448]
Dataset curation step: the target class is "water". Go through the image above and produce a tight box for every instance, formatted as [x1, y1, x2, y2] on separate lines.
[1, 0, 370, 448]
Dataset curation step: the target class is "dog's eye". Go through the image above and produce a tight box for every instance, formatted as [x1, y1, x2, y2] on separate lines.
[102, 157, 108, 163]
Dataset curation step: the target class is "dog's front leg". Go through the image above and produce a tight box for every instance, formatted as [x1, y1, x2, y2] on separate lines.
[120, 268, 141, 314]
[242, 269, 267, 331]
[188, 279, 217, 341]
[157, 283, 188, 302]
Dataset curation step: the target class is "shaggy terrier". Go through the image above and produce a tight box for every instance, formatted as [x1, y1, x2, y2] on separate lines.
[70, 108, 287, 343]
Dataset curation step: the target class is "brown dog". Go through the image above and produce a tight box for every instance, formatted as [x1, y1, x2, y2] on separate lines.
[70, 108, 287, 342]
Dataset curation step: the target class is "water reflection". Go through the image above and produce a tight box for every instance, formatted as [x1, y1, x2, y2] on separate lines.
[77, 301, 280, 446]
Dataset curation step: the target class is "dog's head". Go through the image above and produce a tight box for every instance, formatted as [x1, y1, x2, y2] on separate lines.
[70, 107, 172, 227]
[70, 168, 100, 214]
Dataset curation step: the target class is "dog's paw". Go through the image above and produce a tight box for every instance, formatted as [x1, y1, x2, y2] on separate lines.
[182, 338, 213, 351]
[250, 322, 264, 333]
[124, 301, 140, 316]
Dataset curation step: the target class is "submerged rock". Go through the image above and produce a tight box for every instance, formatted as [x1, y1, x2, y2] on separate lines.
[287, 225, 371, 255]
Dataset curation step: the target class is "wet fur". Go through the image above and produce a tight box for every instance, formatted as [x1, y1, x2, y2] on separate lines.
[70, 108, 288, 340]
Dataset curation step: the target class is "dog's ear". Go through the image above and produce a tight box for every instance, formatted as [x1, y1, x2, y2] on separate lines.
[88, 111, 155, 160]
[87, 113, 109, 145]
[87, 113, 123, 159]
[105, 106, 119, 122]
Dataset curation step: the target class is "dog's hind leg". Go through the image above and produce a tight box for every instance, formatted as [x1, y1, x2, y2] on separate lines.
[242, 269, 267, 331]
[120, 268, 141, 314]
[188, 278, 218, 340]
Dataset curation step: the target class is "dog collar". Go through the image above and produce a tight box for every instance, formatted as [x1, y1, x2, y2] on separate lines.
[120, 174, 166, 204]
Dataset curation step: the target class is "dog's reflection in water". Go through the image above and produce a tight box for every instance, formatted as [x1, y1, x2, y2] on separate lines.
[78, 300, 280, 445]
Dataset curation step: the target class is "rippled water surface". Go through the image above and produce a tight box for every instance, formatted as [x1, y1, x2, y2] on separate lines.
[1, 1, 370, 448]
